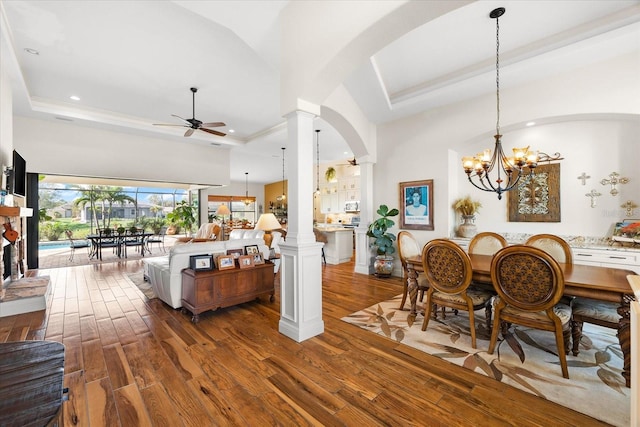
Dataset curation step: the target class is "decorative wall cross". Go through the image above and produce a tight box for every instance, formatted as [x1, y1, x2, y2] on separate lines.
[600, 172, 629, 196]
[585, 189, 601, 208]
[621, 200, 638, 217]
[577, 172, 590, 185]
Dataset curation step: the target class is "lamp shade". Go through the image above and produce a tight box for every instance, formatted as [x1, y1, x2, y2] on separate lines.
[255, 213, 281, 231]
[216, 205, 230, 216]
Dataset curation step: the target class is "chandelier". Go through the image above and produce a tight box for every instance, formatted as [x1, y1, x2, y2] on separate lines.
[461, 7, 561, 200]
[315, 130, 321, 195]
[243, 172, 251, 206]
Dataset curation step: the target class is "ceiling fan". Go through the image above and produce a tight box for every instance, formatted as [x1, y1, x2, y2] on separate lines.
[153, 87, 226, 137]
[338, 156, 358, 167]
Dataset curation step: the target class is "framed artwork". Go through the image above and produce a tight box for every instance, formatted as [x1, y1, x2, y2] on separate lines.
[211, 251, 226, 268]
[227, 248, 244, 259]
[238, 255, 254, 269]
[253, 253, 265, 265]
[399, 180, 434, 230]
[189, 254, 213, 271]
[611, 219, 640, 243]
[244, 245, 260, 255]
[508, 163, 561, 222]
[217, 255, 235, 270]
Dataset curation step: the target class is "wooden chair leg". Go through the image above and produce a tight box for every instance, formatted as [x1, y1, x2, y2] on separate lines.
[555, 327, 570, 379]
[421, 297, 434, 331]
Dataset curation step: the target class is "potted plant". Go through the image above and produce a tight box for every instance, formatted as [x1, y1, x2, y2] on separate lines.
[453, 196, 482, 238]
[325, 166, 336, 182]
[167, 200, 196, 237]
[366, 204, 399, 277]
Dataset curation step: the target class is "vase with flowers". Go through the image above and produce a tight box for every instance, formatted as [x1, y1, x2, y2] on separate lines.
[453, 196, 482, 238]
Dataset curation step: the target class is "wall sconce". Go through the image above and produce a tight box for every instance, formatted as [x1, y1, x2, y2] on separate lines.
[600, 172, 629, 196]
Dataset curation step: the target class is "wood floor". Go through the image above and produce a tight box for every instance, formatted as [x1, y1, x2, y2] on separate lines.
[0, 259, 610, 426]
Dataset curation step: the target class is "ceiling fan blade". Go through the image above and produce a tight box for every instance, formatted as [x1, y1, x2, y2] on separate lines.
[200, 122, 226, 128]
[153, 123, 187, 127]
[200, 128, 226, 137]
[184, 128, 195, 137]
[171, 114, 191, 125]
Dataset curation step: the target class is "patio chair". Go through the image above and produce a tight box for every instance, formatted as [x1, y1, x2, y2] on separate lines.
[147, 226, 168, 253]
[64, 230, 90, 262]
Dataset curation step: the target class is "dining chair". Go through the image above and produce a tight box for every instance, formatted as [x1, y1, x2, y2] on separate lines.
[420, 239, 494, 348]
[468, 232, 507, 256]
[97, 227, 121, 260]
[147, 226, 168, 253]
[489, 244, 572, 378]
[64, 230, 90, 262]
[570, 298, 619, 356]
[397, 231, 428, 310]
[525, 234, 573, 264]
[122, 227, 144, 257]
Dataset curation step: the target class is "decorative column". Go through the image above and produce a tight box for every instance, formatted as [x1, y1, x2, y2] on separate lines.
[278, 110, 324, 342]
[354, 160, 374, 275]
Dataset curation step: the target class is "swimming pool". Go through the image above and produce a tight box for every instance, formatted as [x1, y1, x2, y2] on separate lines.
[38, 242, 70, 251]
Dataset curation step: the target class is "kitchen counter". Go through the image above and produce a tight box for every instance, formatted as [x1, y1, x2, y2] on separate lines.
[315, 227, 353, 264]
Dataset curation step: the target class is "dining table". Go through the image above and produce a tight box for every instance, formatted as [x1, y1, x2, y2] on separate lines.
[86, 231, 153, 260]
[405, 253, 636, 387]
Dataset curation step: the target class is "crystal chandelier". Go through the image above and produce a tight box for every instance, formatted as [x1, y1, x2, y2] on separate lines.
[461, 7, 561, 200]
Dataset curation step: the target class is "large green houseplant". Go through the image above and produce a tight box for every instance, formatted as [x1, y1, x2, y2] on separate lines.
[166, 200, 196, 237]
[366, 204, 399, 277]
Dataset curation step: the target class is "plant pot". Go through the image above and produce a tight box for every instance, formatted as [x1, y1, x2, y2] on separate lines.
[373, 255, 394, 277]
[457, 215, 477, 238]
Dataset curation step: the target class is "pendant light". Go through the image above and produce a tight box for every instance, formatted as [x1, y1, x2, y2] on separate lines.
[243, 172, 251, 206]
[281, 147, 286, 201]
[315, 130, 321, 195]
[461, 7, 561, 200]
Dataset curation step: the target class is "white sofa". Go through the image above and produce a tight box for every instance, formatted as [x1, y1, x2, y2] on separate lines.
[142, 237, 269, 309]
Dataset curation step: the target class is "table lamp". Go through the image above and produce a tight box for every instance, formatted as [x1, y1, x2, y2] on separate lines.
[216, 204, 231, 240]
[255, 213, 282, 248]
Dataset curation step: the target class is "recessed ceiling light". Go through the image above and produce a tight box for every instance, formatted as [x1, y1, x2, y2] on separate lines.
[526, 121, 536, 127]
[24, 48, 39, 55]
[228, 129, 235, 133]
[69, 95, 80, 101]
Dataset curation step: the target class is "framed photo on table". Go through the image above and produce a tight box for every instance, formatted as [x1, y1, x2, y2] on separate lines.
[238, 255, 254, 269]
[189, 254, 213, 271]
[217, 255, 235, 270]
[252, 253, 265, 265]
[227, 248, 244, 259]
[399, 180, 434, 230]
[244, 245, 260, 255]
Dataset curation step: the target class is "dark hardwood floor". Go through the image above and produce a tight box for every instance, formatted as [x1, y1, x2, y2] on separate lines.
[0, 259, 609, 426]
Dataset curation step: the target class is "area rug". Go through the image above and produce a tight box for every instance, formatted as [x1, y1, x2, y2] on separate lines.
[126, 272, 157, 300]
[342, 295, 630, 427]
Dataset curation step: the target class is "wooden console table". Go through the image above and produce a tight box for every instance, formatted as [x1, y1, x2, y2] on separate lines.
[0, 341, 66, 427]
[181, 261, 275, 323]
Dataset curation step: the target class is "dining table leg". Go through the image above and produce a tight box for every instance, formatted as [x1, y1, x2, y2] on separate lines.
[618, 294, 632, 388]
[407, 263, 418, 317]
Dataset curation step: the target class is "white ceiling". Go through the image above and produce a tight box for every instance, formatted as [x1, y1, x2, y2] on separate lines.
[2, 0, 638, 185]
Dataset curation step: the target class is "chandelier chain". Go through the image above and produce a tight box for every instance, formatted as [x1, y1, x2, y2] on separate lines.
[495, 13, 500, 136]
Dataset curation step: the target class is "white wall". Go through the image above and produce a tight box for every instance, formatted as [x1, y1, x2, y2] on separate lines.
[13, 116, 231, 187]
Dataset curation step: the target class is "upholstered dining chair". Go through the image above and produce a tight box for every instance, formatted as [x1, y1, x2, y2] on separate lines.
[570, 298, 620, 356]
[468, 232, 508, 256]
[420, 239, 494, 348]
[397, 231, 428, 310]
[489, 245, 572, 379]
[525, 234, 573, 264]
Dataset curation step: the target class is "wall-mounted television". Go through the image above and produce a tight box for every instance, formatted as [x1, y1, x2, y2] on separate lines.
[9, 150, 26, 198]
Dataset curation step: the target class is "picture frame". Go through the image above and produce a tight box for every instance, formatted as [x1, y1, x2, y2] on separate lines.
[217, 255, 235, 270]
[252, 253, 265, 265]
[508, 163, 561, 222]
[227, 248, 244, 259]
[211, 251, 226, 268]
[189, 254, 213, 271]
[611, 219, 640, 244]
[238, 254, 254, 269]
[244, 244, 260, 255]
[399, 179, 434, 230]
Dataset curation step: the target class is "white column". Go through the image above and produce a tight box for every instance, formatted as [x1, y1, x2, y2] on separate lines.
[354, 160, 374, 275]
[279, 110, 324, 342]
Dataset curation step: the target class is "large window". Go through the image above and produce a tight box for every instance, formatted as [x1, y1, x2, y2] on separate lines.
[207, 195, 256, 227]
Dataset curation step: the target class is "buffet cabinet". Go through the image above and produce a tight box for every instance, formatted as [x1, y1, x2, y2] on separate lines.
[181, 262, 275, 323]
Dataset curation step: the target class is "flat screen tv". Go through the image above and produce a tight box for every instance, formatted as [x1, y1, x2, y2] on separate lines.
[11, 150, 26, 198]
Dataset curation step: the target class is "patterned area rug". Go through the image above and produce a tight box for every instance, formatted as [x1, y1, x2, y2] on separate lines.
[342, 295, 630, 427]
[126, 272, 157, 300]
